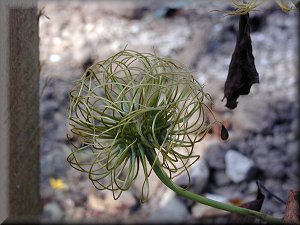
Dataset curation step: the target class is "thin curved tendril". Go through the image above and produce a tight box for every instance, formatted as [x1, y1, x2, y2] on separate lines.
[67, 49, 221, 201]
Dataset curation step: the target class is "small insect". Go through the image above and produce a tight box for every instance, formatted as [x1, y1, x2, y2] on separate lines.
[221, 124, 229, 140]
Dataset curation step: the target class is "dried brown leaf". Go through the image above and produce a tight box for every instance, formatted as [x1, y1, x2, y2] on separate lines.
[223, 13, 259, 110]
[284, 190, 300, 225]
[229, 182, 265, 224]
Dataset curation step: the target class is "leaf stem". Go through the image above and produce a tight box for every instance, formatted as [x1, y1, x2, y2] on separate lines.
[146, 150, 284, 225]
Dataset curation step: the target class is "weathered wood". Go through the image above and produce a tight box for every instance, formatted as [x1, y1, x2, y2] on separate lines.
[0, 0, 10, 222]
[0, 0, 40, 222]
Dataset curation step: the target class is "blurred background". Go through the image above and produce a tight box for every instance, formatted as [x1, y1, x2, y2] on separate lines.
[38, 0, 299, 223]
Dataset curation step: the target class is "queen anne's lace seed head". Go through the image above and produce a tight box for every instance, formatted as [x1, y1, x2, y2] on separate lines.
[67, 49, 220, 202]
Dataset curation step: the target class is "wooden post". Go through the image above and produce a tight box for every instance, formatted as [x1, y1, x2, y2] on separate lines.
[0, 0, 40, 222]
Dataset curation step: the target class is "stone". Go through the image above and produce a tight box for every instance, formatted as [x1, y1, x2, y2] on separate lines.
[87, 193, 105, 212]
[213, 185, 242, 199]
[229, 97, 276, 135]
[54, 123, 67, 142]
[225, 150, 255, 183]
[287, 142, 298, 157]
[71, 207, 85, 220]
[104, 190, 137, 214]
[85, 189, 137, 215]
[40, 100, 59, 120]
[271, 133, 288, 149]
[213, 169, 231, 186]
[255, 151, 287, 179]
[41, 146, 69, 177]
[96, 1, 149, 19]
[147, 190, 191, 223]
[175, 159, 209, 194]
[43, 202, 64, 221]
[177, 30, 206, 68]
[191, 193, 229, 219]
[204, 144, 225, 169]
[291, 119, 298, 134]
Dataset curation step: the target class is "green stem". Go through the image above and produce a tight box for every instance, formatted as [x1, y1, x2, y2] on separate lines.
[146, 150, 284, 225]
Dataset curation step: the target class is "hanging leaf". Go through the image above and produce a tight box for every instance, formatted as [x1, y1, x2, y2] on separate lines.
[229, 181, 265, 224]
[223, 13, 259, 110]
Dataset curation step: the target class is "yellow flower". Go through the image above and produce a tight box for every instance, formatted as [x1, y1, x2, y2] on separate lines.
[49, 177, 66, 190]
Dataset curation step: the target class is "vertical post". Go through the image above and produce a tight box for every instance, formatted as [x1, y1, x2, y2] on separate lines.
[0, 0, 40, 222]
[0, 1, 9, 222]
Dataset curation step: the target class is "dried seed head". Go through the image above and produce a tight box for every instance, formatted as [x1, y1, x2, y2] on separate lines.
[212, 0, 298, 16]
[67, 49, 221, 201]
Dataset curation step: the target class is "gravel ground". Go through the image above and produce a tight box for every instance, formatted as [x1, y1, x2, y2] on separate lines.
[38, 0, 299, 223]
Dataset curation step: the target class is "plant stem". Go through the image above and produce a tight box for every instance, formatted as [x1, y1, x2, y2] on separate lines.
[146, 151, 284, 225]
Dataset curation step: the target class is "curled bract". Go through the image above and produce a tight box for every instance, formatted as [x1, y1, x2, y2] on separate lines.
[67, 49, 220, 202]
[213, 0, 298, 15]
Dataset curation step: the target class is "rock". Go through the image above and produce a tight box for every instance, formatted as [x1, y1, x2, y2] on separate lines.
[213, 185, 243, 199]
[255, 151, 288, 179]
[213, 169, 231, 186]
[225, 150, 255, 183]
[104, 190, 137, 214]
[245, 134, 268, 154]
[271, 134, 288, 149]
[133, 167, 163, 199]
[291, 119, 298, 134]
[287, 142, 298, 157]
[87, 193, 105, 212]
[72, 191, 88, 207]
[191, 193, 229, 219]
[147, 190, 191, 223]
[61, 198, 75, 210]
[204, 144, 225, 169]
[41, 146, 70, 177]
[175, 159, 209, 194]
[205, 193, 229, 203]
[96, 1, 149, 19]
[234, 139, 253, 155]
[174, 159, 209, 207]
[177, 30, 206, 68]
[86, 189, 137, 215]
[40, 100, 59, 120]
[229, 97, 276, 135]
[71, 207, 85, 220]
[43, 202, 64, 221]
[53, 123, 67, 142]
